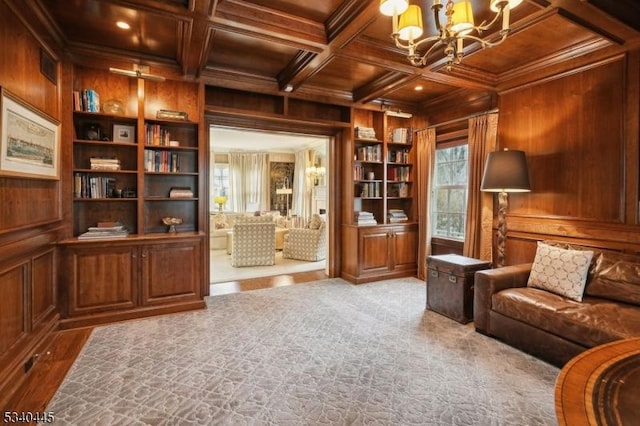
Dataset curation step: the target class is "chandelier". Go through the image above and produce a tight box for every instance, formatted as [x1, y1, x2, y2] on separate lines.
[379, 0, 522, 70]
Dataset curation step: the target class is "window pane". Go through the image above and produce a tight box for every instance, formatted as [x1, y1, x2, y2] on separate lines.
[431, 144, 468, 240]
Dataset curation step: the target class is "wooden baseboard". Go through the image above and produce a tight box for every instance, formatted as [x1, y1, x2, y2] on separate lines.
[58, 300, 206, 330]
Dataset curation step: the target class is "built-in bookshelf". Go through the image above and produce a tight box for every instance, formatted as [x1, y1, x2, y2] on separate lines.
[70, 67, 202, 238]
[341, 108, 417, 283]
[61, 66, 206, 328]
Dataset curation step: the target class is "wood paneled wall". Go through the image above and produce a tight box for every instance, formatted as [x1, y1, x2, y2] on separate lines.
[0, 1, 61, 233]
[0, 1, 62, 409]
[497, 54, 640, 264]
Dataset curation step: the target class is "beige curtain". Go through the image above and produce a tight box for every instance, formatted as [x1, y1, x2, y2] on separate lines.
[416, 128, 436, 280]
[463, 113, 498, 261]
[292, 149, 313, 219]
[228, 152, 269, 212]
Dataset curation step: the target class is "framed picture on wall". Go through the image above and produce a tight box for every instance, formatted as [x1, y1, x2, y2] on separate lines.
[0, 87, 60, 179]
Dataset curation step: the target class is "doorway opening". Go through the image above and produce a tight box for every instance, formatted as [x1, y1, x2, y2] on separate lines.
[209, 126, 330, 286]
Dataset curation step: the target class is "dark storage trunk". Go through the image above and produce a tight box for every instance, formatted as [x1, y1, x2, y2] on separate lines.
[426, 254, 491, 324]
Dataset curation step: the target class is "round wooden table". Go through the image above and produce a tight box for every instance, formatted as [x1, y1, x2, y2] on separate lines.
[555, 337, 640, 425]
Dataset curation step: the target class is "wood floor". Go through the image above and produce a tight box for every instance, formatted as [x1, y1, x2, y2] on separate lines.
[3, 270, 327, 422]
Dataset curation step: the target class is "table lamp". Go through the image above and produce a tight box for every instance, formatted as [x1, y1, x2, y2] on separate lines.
[481, 149, 531, 267]
[276, 180, 293, 217]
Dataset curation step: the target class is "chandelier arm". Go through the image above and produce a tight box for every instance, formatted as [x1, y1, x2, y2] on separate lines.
[417, 39, 446, 67]
[458, 31, 510, 48]
[410, 34, 444, 50]
[431, 2, 444, 33]
[476, 6, 505, 32]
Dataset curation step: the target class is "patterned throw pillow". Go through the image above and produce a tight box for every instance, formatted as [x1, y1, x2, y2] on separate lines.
[527, 241, 594, 302]
[307, 214, 323, 230]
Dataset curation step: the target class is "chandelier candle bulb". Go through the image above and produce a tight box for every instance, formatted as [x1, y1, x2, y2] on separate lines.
[380, 0, 522, 69]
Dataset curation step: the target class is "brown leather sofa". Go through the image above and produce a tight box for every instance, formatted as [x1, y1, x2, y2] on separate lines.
[474, 242, 640, 367]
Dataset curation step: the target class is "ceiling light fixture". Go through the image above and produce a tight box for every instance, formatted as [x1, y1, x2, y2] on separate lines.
[109, 65, 165, 82]
[116, 21, 130, 30]
[380, 0, 522, 71]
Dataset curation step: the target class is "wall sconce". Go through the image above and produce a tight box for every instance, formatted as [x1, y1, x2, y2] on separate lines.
[481, 149, 531, 267]
[307, 165, 326, 186]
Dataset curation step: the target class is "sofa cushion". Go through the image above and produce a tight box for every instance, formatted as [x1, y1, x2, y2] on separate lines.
[586, 251, 640, 306]
[527, 242, 594, 302]
[492, 287, 640, 348]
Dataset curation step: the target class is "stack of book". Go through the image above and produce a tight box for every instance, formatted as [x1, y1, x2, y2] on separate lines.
[355, 211, 377, 226]
[169, 187, 193, 198]
[356, 127, 377, 140]
[90, 157, 121, 171]
[78, 222, 129, 239]
[387, 209, 408, 223]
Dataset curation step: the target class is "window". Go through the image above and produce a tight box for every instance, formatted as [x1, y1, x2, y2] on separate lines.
[432, 144, 468, 240]
[212, 163, 229, 211]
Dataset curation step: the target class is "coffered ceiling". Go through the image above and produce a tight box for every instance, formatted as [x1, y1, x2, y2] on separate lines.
[25, 0, 640, 111]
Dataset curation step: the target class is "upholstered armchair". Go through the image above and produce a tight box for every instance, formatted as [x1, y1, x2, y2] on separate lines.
[231, 216, 275, 267]
[283, 215, 326, 261]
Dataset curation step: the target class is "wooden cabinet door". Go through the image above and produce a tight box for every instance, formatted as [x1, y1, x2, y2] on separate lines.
[141, 239, 201, 305]
[390, 224, 418, 272]
[359, 228, 392, 275]
[66, 245, 137, 316]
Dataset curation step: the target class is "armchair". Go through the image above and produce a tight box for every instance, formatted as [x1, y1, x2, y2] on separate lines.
[231, 216, 275, 267]
[283, 215, 326, 261]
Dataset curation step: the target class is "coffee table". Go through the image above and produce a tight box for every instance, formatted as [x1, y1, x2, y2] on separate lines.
[555, 337, 640, 425]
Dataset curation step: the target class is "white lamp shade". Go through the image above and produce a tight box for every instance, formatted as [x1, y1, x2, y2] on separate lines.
[490, 0, 523, 12]
[379, 0, 409, 17]
[398, 5, 424, 41]
[451, 1, 474, 35]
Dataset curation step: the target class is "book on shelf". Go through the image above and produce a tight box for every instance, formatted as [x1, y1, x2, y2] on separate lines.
[355, 211, 377, 226]
[89, 157, 121, 171]
[73, 89, 100, 113]
[74, 174, 117, 198]
[356, 145, 382, 162]
[169, 187, 194, 198]
[144, 149, 181, 172]
[387, 208, 408, 222]
[355, 126, 377, 140]
[78, 222, 129, 239]
[391, 127, 412, 144]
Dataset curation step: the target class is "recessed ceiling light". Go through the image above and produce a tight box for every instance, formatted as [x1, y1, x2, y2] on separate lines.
[116, 21, 130, 30]
[414, 85, 423, 91]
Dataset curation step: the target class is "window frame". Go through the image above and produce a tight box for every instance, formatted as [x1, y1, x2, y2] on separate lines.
[431, 139, 469, 242]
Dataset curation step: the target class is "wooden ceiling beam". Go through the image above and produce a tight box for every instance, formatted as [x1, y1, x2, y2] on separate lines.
[352, 72, 419, 104]
[211, 0, 326, 51]
[276, 0, 381, 94]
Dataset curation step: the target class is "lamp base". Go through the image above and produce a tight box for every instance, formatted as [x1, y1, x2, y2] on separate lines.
[496, 191, 508, 268]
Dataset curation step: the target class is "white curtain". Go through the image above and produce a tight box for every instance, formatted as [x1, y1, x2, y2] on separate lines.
[292, 149, 313, 219]
[228, 152, 269, 212]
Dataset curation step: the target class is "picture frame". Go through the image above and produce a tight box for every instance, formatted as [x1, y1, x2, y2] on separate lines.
[0, 88, 60, 180]
[113, 124, 135, 143]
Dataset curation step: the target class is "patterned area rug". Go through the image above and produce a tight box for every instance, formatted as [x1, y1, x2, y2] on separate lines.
[45, 278, 559, 425]
[211, 249, 325, 283]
